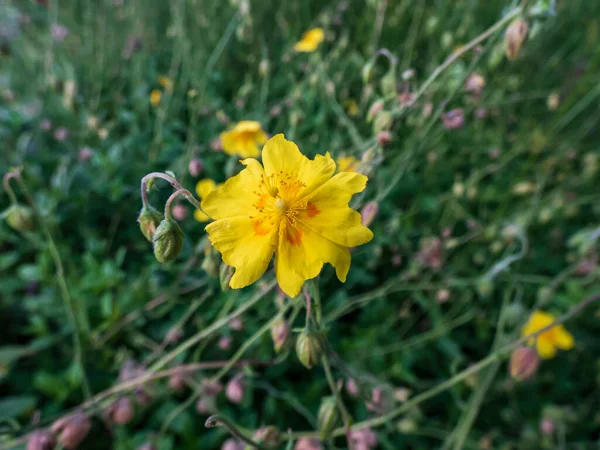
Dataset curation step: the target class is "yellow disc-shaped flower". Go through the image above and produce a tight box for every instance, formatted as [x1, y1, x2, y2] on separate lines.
[521, 310, 574, 359]
[194, 179, 218, 222]
[201, 134, 374, 297]
[294, 28, 325, 53]
[220, 121, 268, 158]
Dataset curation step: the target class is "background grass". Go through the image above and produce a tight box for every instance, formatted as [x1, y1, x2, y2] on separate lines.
[1, 0, 600, 449]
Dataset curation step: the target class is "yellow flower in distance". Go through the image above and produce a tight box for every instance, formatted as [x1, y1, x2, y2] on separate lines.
[220, 121, 268, 158]
[158, 76, 173, 91]
[521, 310, 574, 359]
[194, 179, 218, 222]
[201, 134, 374, 297]
[150, 89, 162, 107]
[294, 28, 324, 52]
[336, 155, 360, 173]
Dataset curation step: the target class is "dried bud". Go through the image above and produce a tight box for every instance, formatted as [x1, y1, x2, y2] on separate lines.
[152, 219, 184, 263]
[295, 330, 323, 369]
[27, 430, 55, 450]
[166, 327, 184, 344]
[222, 438, 245, 450]
[109, 397, 134, 424]
[442, 109, 465, 129]
[294, 437, 323, 450]
[317, 396, 340, 440]
[367, 99, 384, 122]
[270, 318, 291, 353]
[220, 263, 234, 291]
[168, 373, 186, 392]
[377, 130, 391, 147]
[5, 204, 35, 232]
[510, 347, 539, 381]
[504, 18, 529, 61]
[360, 202, 379, 228]
[54, 412, 91, 450]
[251, 426, 281, 449]
[225, 374, 245, 404]
[137, 205, 163, 241]
[188, 158, 204, 177]
[465, 73, 485, 94]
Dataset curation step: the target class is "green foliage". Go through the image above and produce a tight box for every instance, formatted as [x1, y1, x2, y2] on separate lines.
[1, 0, 600, 449]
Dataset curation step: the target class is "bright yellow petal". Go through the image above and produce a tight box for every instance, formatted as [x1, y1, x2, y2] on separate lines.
[196, 179, 217, 199]
[521, 310, 555, 339]
[238, 137, 260, 158]
[536, 337, 557, 359]
[262, 134, 336, 197]
[553, 326, 574, 350]
[193, 209, 211, 222]
[294, 28, 324, 52]
[234, 121, 262, 133]
[201, 159, 264, 220]
[300, 172, 373, 247]
[274, 222, 351, 298]
[206, 217, 276, 289]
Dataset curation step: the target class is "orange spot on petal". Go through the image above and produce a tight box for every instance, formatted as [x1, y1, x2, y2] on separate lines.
[306, 202, 320, 218]
[253, 220, 271, 236]
[285, 226, 303, 246]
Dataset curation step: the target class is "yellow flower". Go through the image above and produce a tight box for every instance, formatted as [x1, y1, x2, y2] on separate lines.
[294, 28, 325, 53]
[194, 179, 218, 222]
[336, 155, 360, 173]
[150, 89, 162, 107]
[220, 121, 268, 158]
[344, 99, 359, 117]
[158, 76, 173, 91]
[201, 134, 373, 297]
[521, 311, 574, 359]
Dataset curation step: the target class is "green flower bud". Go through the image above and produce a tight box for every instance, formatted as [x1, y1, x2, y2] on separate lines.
[318, 396, 340, 440]
[295, 330, 323, 369]
[152, 219, 184, 263]
[362, 60, 375, 85]
[372, 111, 392, 134]
[249, 426, 281, 449]
[219, 263, 233, 292]
[5, 204, 35, 232]
[138, 205, 163, 241]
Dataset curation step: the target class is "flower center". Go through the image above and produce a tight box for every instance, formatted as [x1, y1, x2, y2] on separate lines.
[274, 198, 287, 212]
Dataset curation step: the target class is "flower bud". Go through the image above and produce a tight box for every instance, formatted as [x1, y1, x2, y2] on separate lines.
[372, 111, 392, 134]
[196, 397, 215, 415]
[5, 204, 35, 232]
[504, 18, 529, 61]
[295, 330, 323, 369]
[218, 336, 232, 350]
[294, 437, 323, 450]
[510, 347, 539, 381]
[270, 318, 290, 353]
[360, 202, 379, 228]
[137, 205, 163, 241]
[345, 378, 359, 397]
[188, 158, 204, 177]
[317, 396, 340, 440]
[367, 99, 384, 122]
[362, 60, 375, 84]
[152, 219, 184, 263]
[222, 438, 245, 450]
[109, 397, 134, 424]
[376, 130, 391, 147]
[380, 68, 397, 99]
[442, 109, 465, 129]
[220, 263, 234, 291]
[165, 327, 184, 344]
[168, 372, 186, 392]
[78, 147, 94, 162]
[53, 411, 91, 450]
[225, 374, 245, 404]
[138, 443, 158, 450]
[251, 426, 281, 449]
[27, 430, 55, 450]
[171, 204, 188, 221]
[229, 317, 244, 331]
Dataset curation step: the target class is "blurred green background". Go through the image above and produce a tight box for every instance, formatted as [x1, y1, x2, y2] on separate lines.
[1, 0, 600, 449]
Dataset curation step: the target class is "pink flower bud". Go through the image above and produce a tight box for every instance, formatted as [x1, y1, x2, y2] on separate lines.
[225, 374, 245, 404]
[168, 373, 186, 392]
[51, 24, 69, 41]
[360, 202, 379, 228]
[442, 109, 464, 130]
[188, 158, 203, 177]
[54, 127, 69, 141]
[27, 430, 55, 450]
[54, 411, 91, 450]
[436, 289, 450, 303]
[40, 119, 52, 131]
[222, 438, 245, 450]
[349, 428, 378, 449]
[465, 73, 485, 94]
[376, 131, 391, 147]
[218, 335, 232, 350]
[202, 379, 223, 396]
[229, 317, 244, 331]
[345, 378, 359, 397]
[171, 204, 188, 220]
[540, 418, 555, 435]
[510, 347, 539, 381]
[78, 147, 93, 162]
[165, 327, 184, 344]
[295, 437, 323, 450]
[138, 443, 158, 450]
[109, 397, 134, 424]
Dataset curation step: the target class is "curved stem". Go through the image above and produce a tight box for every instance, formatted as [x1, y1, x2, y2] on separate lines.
[206, 415, 269, 450]
[2, 172, 19, 205]
[140, 171, 184, 209]
[164, 188, 201, 221]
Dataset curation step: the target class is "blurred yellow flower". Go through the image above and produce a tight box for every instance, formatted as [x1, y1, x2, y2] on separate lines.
[150, 89, 162, 107]
[201, 134, 373, 297]
[336, 155, 360, 173]
[158, 76, 173, 91]
[344, 99, 359, 117]
[188, 89, 198, 98]
[521, 311, 574, 359]
[194, 179, 218, 222]
[220, 121, 268, 158]
[294, 28, 324, 52]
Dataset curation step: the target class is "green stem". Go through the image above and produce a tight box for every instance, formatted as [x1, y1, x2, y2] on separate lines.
[2, 172, 19, 205]
[321, 353, 353, 448]
[206, 415, 270, 450]
[13, 172, 92, 401]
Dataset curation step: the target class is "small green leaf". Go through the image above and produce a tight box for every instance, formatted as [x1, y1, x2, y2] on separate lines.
[0, 396, 37, 421]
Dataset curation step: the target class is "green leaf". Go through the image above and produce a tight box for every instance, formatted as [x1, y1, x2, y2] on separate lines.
[0, 396, 37, 421]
